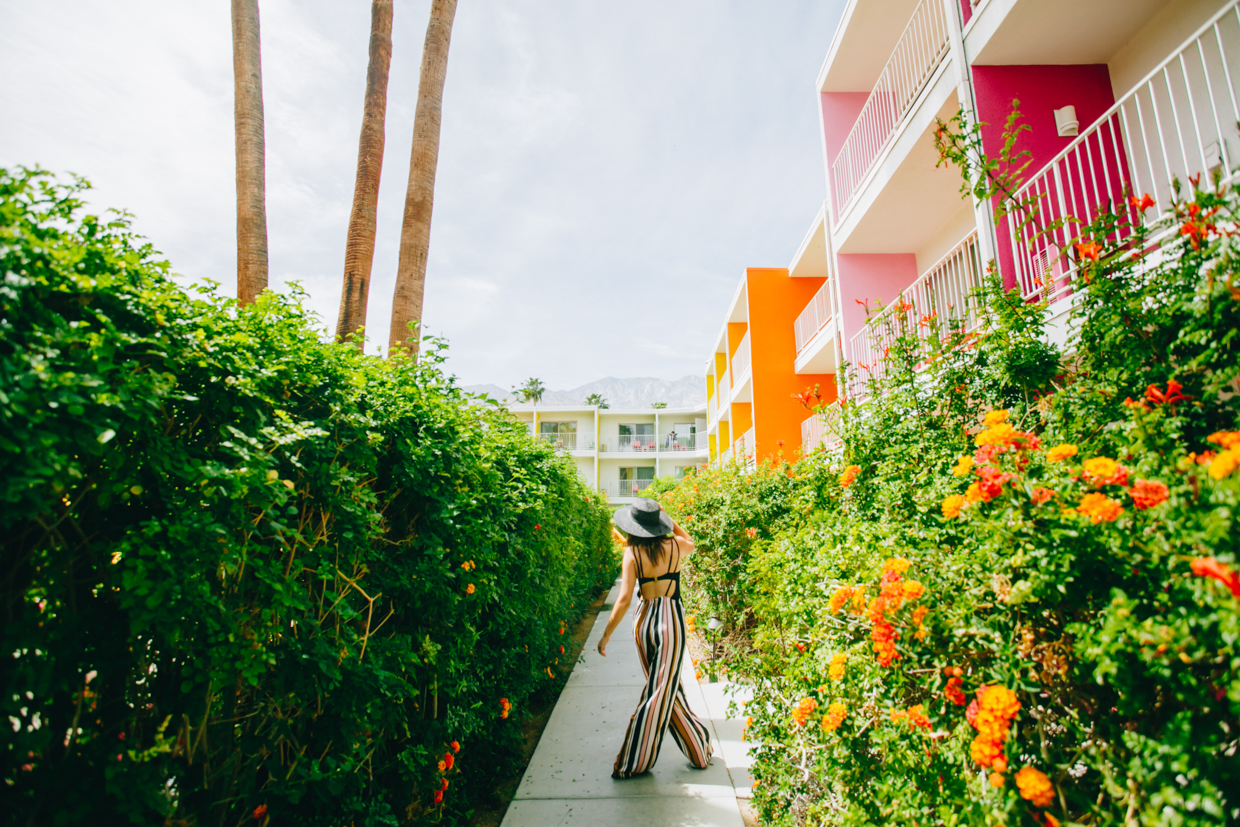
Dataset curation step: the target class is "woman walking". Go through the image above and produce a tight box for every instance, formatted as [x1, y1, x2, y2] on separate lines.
[598, 498, 713, 778]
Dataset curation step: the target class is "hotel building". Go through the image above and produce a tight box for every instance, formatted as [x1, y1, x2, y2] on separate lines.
[508, 403, 708, 506]
[705, 0, 1239, 463]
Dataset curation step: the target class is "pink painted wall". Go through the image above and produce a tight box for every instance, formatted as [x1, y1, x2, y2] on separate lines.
[836, 253, 919, 360]
[820, 92, 871, 222]
[972, 65, 1116, 288]
[959, 0, 972, 26]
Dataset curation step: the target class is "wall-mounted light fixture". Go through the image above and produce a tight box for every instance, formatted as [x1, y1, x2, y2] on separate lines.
[1054, 105, 1079, 137]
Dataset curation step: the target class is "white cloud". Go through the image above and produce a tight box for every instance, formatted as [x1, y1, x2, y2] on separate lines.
[1, 0, 844, 387]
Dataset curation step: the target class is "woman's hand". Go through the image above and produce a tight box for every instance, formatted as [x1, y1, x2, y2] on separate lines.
[597, 634, 610, 657]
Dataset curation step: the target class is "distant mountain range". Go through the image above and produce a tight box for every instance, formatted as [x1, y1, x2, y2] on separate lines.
[463, 376, 705, 409]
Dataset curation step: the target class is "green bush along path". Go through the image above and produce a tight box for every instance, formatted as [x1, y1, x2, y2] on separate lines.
[651, 174, 1239, 825]
[0, 168, 617, 825]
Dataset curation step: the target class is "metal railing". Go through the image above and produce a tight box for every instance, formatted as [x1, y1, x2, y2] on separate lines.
[733, 427, 756, 458]
[707, 393, 717, 423]
[605, 479, 656, 498]
[604, 435, 659, 453]
[794, 278, 837, 354]
[802, 402, 843, 454]
[658, 433, 701, 452]
[535, 432, 591, 451]
[730, 333, 752, 382]
[1008, 2, 1240, 304]
[848, 232, 984, 394]
[831, 0, 949, 214]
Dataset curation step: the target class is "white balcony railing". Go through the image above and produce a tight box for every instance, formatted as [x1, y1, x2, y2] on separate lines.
[848, 232, 984, 395]
[1009, 2, 1240, 305]
[605, 479, 656, 499]
[604, 435, 659, 453]
[831, 0, 949, 215]
[794, 278, 837, 354]
[535, 432, 593, 451]
[658, 433, 701, 452]
[707, 393, 717, 423]
[730, 334, 752, 382]
[802, 402, 843, 454]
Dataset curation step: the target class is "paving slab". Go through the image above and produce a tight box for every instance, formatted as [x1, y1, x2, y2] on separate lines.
[501, 580, 748, 827]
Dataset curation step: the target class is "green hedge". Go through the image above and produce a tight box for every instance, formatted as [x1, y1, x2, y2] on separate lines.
[656, 175, 1239, 826]
[0, 168, 617, 825]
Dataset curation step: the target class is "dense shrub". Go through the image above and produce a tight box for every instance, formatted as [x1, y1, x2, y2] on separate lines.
[655, 173, 1238, 825]
[0, 169, 617, 825]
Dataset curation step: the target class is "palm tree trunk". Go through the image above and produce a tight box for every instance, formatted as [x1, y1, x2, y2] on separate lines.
[232, 0, 269, 305]
[388, 0, 457, 358]
[336, 0, 394, 346]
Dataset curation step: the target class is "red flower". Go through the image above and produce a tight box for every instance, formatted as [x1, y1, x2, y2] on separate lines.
[1130, 479, 1169, 510]
[1031, 487, 1054, 505]
[534, 523, 541, 530]
[1180, 202, 1220, 249]
[433, 790, 443, 804]
[1144, 379, 1190, 407]
[1131, 193, 1155, 212]
[444, 752, 455, 770]
[945, 677, 966, 706]
[440, 778, 449, 791]
[1075, 241, 1101, 261]
[1190, 557, 1240, 597]
[450, 740, 460, 753]
[253, 804, 268, 820]
[745, 527, 757, 539]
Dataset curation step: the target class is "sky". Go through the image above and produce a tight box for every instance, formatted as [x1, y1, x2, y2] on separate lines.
[0, 0, 844, 390]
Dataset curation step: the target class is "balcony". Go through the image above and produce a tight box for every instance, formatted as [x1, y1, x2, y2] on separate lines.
[848, 231, 984, 396]
[802, 402, 843, 454]
[534, 432, 593, 451]
[604, 479, 655, 499]
[729, 334, 751, 386]
[831, 0, 950, 217]
[707, 393, 717, 423]
[1006, 2, 1240, 307]
[794, 278, 837, 354]
[600, 434, 704, 453]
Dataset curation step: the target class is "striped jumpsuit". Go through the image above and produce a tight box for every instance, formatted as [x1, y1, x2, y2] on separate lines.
[613, 541, 713, 778]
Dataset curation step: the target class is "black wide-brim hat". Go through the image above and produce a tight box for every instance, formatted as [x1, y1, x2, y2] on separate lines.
[613, 497, 675, 538]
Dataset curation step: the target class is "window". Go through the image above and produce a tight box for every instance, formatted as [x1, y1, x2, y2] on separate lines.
[538, 421, 577, 449]
[619, 466, 655, 495]
[619, 423, 655, 451]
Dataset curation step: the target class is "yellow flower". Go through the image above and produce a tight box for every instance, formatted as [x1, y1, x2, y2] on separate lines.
[965, 482, 984, 503]
[983, 410, 1009, 427]
[951, 455, 974, 476]
[901, 580, 924, 601]
[465, 583, 476, 595]
[1082, 456, 1119, 481]
[828, 653, 847, 681]
[975, 422, 1017, 447]
[941, 494, 965, 518]
[1208, 449, 1239, 480]
[1046, 444, 1078, 462]
[1014, 766, 1055, 807]
[821, 701, 846, 733]
[1207, 431, 1240, 450]
[883, 557, 911, 576]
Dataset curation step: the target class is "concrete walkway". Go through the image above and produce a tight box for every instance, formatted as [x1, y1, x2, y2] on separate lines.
[501, 581, 755, 827]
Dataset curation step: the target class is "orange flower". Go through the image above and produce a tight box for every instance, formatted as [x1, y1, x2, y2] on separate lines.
[1082, 456, 1121, 483]
[969, 685, 1021, 770]
[1130, 479, 1168, 509]
[1145, 379, 1190, 406]
[433, 790, 443, 804]
[1131, 193, 1155, 211]
[906, 704, 930, 729]
[868, 598, 899, 667]
[253, 804, 268, 820]
[975, 422, 1018, 447]
[828, 585, 854, 613]
[1031, 487, 1055, 505]
[450, 740, 460, 753]
[437, 760, 446, 772]
[791, 697, 819, 727]
[440, 778, 450, 791]
[822, 701, 847, 732]
[883, 557, 911, 576]
[839, 465, 861, 488]
[465, 583, 475, 595]
[1189, 557, 1240, 598]
[828, 653, 847, 681]
[1207, 431, 1240, 450]
[1075, 240, 1101, 260]
[1209, 449, 1240, 481]
[1046, 444, 1078, 462]
[1077, 492, 1123, 523]
[499, 698, 511, 719]
[902, 580, 924, 601]
[1046, 814, 1062, 827]
[990, 772, 1006, 788]
[965, 482, 984, 503]
[1015, 766, 1055, 807]
[444, 752, 454, 770]
[911, 605, 928, 625]
[745, 527, 757, 539]
[952, 455, 974, 476]
[983, 409, 1009, 427]
[945, 676, 966, 706]
[941, 494, 965, 518]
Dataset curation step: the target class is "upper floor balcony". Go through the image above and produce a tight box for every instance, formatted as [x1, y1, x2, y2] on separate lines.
[600, 433, 706, 454]
[534, 432, 594, 452]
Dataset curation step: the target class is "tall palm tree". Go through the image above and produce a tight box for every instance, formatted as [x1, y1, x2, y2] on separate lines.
[335, 0, 394, 345]
[517, 378, 546, 406]
[388, 0, 457, 357]
[231, 0, 269, 305]
[584, 393, 609, 409]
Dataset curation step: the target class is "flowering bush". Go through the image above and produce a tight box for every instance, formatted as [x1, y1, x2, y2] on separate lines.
[656, 169, 1239, 825]
[0, 170, 617, 824]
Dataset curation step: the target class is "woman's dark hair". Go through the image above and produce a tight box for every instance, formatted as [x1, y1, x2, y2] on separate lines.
[630, 533, 672, 570]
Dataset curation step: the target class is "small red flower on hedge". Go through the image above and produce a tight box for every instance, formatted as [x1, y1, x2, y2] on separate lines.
[1031, 487, 1055, 505]
[1145, 379, 1189, 406]
[433, 790, 443, 804]
[745, 527, 757, 539]
[1075, 241, 1101, 261]
[253, 804, 268, 820]
[499, 698, 511, 719]
[534, 524, 541, 530]
[945, 677, 966, 706]
[1131, 193, 1155, 211]
[443, 752, 454, 770]
[440, 778, 449, 791]
[1130, 479, 1169, 509]
[450, 740, 460, 753]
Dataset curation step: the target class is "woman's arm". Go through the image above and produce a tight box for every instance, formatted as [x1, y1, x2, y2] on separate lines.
[663, 505, 696, 555]
[597, 549, 637, 657]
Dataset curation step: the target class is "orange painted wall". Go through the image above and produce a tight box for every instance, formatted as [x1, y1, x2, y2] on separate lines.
[727, 322, 748, 358]
[746, 268, 837, 461]
[732, 403, 752, 440]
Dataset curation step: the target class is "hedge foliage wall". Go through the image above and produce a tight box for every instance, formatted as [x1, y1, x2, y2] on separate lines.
[0, 169, 618, 825]
[652, 175, 1239, 826]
